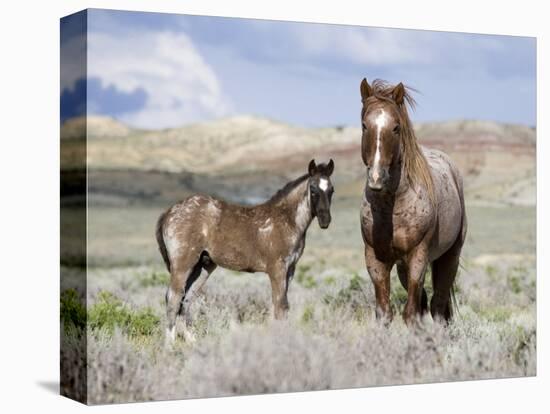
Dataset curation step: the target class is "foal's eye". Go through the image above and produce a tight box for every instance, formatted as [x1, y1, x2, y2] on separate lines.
[393, 124, 401, 134]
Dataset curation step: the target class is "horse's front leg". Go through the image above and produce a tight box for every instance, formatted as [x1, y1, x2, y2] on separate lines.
[403, 244, 430, 326]
[365, 245, 394, 324]
[268, 260, 290, 320]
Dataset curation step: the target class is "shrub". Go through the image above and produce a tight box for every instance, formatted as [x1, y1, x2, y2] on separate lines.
[139, 271, 170, 288]
[60, 325, 87, 402]
[479, 307, 513, 323]
[295, 264, 317, 288]
[84, 263, 536, 404]
[299, 274, 317, 289]
[88, 331, 164, 404]
[88, 291, 160, 337]
[60, 289, 87, 331]
[60, 289, 87, 401]
[323, 276, 336, 285]
[301, 305, 315, 324]
[323, 273, 368, 319]
[390, 285, 408, 307]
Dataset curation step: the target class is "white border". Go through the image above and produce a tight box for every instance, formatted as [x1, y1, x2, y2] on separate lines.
[0, 1, 546, 413]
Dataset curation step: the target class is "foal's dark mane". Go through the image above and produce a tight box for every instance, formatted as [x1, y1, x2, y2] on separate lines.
[363, 79, 435, 205]
[265, 173, 309, 205]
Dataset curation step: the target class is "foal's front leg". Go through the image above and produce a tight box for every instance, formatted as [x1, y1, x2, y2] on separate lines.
[365, 245, 394, 324]
[268, 260, 290, 320]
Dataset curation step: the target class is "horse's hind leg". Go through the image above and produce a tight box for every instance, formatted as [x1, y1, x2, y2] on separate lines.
[397, 261, 428, 315]
[432, 171, 467, 324]
[430, 241, 461, 323]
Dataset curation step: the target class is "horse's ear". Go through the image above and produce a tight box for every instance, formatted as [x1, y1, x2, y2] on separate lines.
[326, 159, 334, 176]
[392, 82, 405, 105]
[308, 159, 317, 176]
[360, 78, 373, 102]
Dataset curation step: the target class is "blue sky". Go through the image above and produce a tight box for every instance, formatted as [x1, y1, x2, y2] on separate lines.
[61, 9, 536, 129]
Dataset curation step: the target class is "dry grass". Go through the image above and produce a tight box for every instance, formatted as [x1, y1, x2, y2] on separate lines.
[61, 188, 536, 404]
[62, 250, 536, 404]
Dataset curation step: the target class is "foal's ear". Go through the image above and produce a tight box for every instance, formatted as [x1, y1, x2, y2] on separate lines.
[326, 159, 334, 176]
[360, 78, 373, 102]
[392, 82, 406, 106]
[308, 159, 317, 176]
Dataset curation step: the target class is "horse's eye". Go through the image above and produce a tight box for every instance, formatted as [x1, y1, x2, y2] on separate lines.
[393, 125, 401, 134]
[362, 122, 368, 131]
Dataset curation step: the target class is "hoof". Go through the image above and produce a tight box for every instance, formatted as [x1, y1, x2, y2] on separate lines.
[164, 326, 176, 347]
[182, 327, 197, 344]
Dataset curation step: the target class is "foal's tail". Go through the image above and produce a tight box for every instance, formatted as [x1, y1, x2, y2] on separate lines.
[156, 209, 171, 273]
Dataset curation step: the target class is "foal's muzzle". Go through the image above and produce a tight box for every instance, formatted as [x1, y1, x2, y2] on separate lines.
[367, 167, 389, 192]
[317, 212, 331, 229]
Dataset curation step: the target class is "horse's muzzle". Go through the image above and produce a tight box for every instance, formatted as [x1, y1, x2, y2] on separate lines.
[367, 167, 388, 191]
[367, 180, 384, 191]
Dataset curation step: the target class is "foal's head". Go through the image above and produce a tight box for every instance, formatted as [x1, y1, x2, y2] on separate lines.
[307, 159, 335, 229]
[359, 78, 409, 192]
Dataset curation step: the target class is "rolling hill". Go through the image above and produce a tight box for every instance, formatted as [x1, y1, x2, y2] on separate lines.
[61, 115, 536, 206]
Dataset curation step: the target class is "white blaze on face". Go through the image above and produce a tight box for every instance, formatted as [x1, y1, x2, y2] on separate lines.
[372, 110, 389, 181]
[319, 178, 329, 192]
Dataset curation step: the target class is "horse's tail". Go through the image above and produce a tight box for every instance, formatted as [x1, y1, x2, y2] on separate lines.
[156, 209, 171, 273]
[450, 167, 468, 320]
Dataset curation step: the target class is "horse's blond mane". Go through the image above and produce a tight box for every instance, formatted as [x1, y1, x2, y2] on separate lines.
[366, 79, 435, 206]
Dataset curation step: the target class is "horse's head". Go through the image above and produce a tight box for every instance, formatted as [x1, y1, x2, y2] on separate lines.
[307, 159, 335, 229]
[359, 78, 406, 192]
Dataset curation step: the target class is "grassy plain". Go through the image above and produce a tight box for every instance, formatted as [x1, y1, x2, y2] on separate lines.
[61, 197, 536, 404]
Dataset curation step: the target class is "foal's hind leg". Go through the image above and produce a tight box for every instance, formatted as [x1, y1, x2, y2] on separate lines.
[178, 256, 217, 331]
[165, 252, 201, 344]
[430, 242, 461, 323]
[397, 261, 428, 315]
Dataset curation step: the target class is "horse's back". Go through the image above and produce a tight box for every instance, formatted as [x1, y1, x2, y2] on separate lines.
[422, 147, 466, 261]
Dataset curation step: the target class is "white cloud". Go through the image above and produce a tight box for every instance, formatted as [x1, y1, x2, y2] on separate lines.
[87, 30, 231, 129]
[292, 26, 434, 66]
